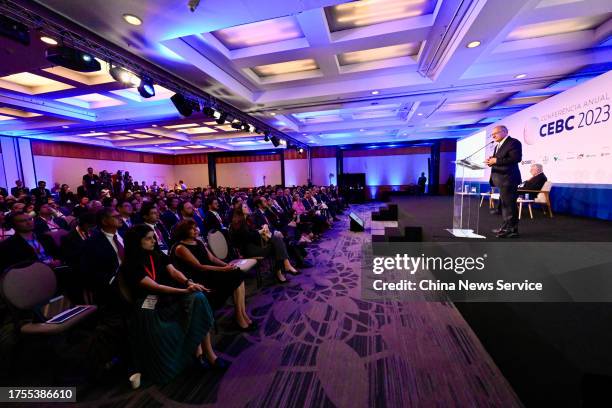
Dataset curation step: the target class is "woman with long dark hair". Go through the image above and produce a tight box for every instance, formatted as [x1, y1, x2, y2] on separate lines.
[170, 220, 254, 331]
[121, 224, 228, 384]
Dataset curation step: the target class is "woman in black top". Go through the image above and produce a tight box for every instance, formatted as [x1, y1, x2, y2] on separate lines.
[121, 225, 229, 384]
[170, 220, 254, 331]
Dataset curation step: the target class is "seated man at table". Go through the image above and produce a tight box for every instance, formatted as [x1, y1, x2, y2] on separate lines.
[519, 163, 548, 192]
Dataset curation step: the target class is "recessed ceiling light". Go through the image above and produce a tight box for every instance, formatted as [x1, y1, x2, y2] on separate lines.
[40, 36, 58, 45]
[371, 90, 380, 95]
[123, 14, 142, 26]
[360, 129, 365, 131]
[152, 124, 158, 127]
[270, 112, 276, 116]
[302, 133, 307, 136]
[467, 41, 481, 48]
[417, 113, 423, 116]
[515, 73, 527, 79]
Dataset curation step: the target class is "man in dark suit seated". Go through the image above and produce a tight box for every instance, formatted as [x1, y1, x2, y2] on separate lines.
[486, 125, 522, 238]
[34, 203, 69, 235]
[30, 180, 52, 206]
[10, 180, 29, 198]
[140, 202, 170, 253]
[520, 163, 548, 192]
[203, 197, 226, 233]
[80, 208, 124, 305]
[116, 200, 134, 238]
[0, 211, 61, 272]
[161, 196, 181, 231]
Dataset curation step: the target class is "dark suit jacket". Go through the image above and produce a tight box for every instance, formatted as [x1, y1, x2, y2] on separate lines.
[204, 210, 224, 233]
[10, 187, 29, 197]
[0, 233, 59, 272]
[161, 210, 180, 231]
[80, 230, 120, 300]
[117, 217, 134, 238]
[34, 216, 69, 235]
[489, 136, 522, 188]
[521, 172, 547, 191]
[31, 188, 52, 205]
[60, 228, 88, 268]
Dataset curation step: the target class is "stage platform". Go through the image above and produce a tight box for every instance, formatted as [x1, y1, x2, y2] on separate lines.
[391, 195, 612, 242]
[390, 195, 612, 407]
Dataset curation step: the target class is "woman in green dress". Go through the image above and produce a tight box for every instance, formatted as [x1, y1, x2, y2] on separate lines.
[121, 224, 229, 384]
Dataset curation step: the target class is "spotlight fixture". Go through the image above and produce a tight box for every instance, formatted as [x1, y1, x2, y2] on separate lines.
[0, 15, 30, 46]
[254, 127, 262, 134]
[515, 73, 527, 79]
[270, 112, 276, 116]
[122, 14, 142, 26]
[466, 41, 481, 48]
[242, 122, 251, 132]
[216, 111, 228, 125]
[264, 130, 270, 142]
[371, 90, 380, 95]
[137, 76, 155, 98]
[298, 147, 304, 154]
[40, 36, 58, 45]
[231, 121, 242, 130]
[270, 135, 280, 147]
[202, 106, 215, 117]
[46, 46, 100, 72]
[170, 93, 193, 117]
[109, 65, 140, 86]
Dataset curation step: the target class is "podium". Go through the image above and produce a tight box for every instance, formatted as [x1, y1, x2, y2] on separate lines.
[447, 159, 487, 239]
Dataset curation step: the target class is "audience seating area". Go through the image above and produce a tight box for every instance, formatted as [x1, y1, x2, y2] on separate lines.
[0, 169, 347, 386]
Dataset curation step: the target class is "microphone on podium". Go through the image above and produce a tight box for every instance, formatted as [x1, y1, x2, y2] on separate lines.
[463, 140, 494, 161]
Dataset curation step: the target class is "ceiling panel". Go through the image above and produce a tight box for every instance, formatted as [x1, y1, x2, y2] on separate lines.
[212, 16, 304, 50]
[338, 43, 421, 66]
[251, 59, 319, 77]
[325, 0, 437, 32]
[506, 14, 611, 41]
[0, 72, 74, 94]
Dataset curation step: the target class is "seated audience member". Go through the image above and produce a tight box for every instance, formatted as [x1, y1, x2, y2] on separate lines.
[10, 180, 29, 198]
[0, 211, 15, 241]
[121, 225, 228, 384]
[229, 205, 298, 283]
[161, 196, 181, 231]
[59, 184, 76, 207]
[61, 212, 96, 269]
[34, 203, 69, 234]
[117, 201, 134, 237]
[300, 191, 328, 234]
[0, 211, 61, 272]
[204, 197, 226, 233]
[59, 212, 97, 304]
[170, 220, 254, 330]
[140, 202, 171, 253]
[31, 180, 52, 206]
[72, 196, 90, 217]
[253, 197, 284, 234]
[80, 208, 124, 305]
[520, 163, 548, 191]
[318, 187, 340, 221]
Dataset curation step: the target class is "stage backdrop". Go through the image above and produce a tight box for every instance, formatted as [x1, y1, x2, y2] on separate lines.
[457, 70, 612, 220]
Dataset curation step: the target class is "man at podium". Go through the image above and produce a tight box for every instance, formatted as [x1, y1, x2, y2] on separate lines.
[486, 125, 522, 238]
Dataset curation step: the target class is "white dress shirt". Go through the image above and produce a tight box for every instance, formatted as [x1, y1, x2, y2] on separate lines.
[102, 230, 123, 265]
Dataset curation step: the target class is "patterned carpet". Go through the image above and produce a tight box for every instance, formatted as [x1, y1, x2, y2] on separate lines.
[75, 204, 522, 407]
